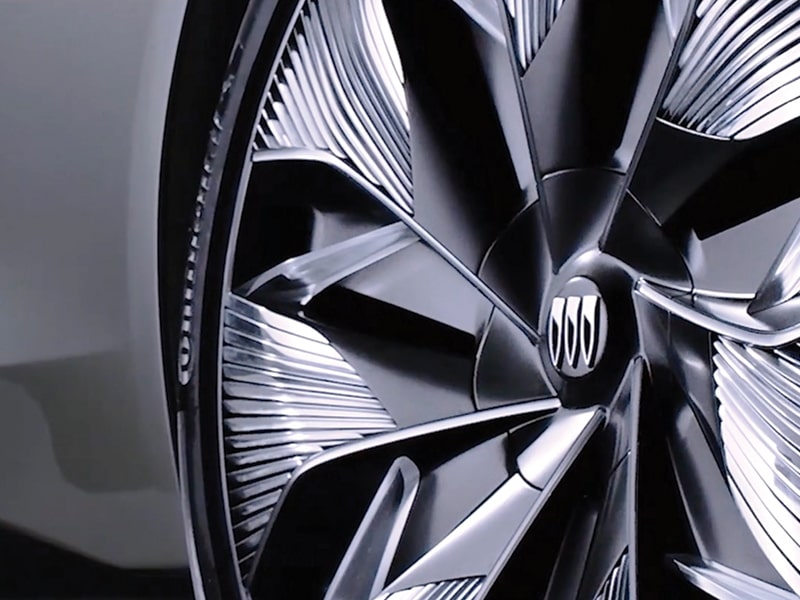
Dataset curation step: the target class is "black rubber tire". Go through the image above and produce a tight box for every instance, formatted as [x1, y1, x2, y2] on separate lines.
[160, 1, 296, 598]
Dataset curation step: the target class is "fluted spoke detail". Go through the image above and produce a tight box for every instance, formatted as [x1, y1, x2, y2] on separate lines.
[714, 337, 800, 595]
[249, 399, 563, 598]
[377, 578, 484, 600]
[252, 151, 542, 346]
[194, 0, 800, 597]
[255, 0, 413, 212]
[222, 293, 396, 575]
[504, 0, 566, 70]
[376, 408, 603, 599]
[662, 0, 800, 140]
[593, 553, 630, 600]
[521, 0, 688, 175]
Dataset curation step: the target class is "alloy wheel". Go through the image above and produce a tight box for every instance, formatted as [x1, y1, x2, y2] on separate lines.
[178, 0, 800, 598]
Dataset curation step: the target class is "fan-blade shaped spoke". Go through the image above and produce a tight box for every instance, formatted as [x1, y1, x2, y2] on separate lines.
[540, 360, 644, 600]
[254, 0, 413, 213]
[661, 0, 800, 141]
[576, 360, 642, 600]
[304, 239, 492, 425]
[477, 195, 554, 333]
[474, 306, 555, 408]
[633, 0, 800, 238]
[221, 292, 397, 573]
[522, 0, 689, 175]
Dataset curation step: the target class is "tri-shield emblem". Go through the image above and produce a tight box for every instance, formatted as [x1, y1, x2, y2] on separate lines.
[548, 294, 604, 376]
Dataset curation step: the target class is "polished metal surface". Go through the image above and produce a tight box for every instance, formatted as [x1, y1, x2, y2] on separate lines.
[240, 222, 418, 306]
[714, 337, 800, 595]
[674, 555, 799, 599]
[516, 408, 604, 489]
[379, 408, 601, 599]
[662, 0, 800, 139]
[593, 553, 630, 600]
[178, 0, 800, 595]
[324, 457, 420, 600]
[751, 219, 800, 313]
[222, 293, 395, 574]
[451, 0, 506, 42]
[379, 474, 542, 594]
[289, 398, 561, 484]
[254, 0, 412, 212]
[636, 279, 800, 348]
[378, 578, 484, 600]
[504, 0, 564, 70]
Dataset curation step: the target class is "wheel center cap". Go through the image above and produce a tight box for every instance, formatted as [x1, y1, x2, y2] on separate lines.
[547, 277, 608, 378]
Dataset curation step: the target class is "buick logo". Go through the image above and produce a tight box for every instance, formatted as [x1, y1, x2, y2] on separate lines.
[548, 281, 607, 377]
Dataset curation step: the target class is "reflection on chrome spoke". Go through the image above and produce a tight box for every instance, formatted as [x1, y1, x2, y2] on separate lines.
[635, 279, 800, 347]
[674, 555, 799, 600]
[239, 222, 417, 308]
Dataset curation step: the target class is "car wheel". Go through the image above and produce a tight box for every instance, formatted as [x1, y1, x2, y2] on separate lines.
[173, 1, 800, 599]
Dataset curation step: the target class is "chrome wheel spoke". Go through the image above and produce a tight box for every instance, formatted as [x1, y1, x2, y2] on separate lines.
[239, 221, 418, 309]
[539, 359, 647, 600]
[751, 219, 800, 314]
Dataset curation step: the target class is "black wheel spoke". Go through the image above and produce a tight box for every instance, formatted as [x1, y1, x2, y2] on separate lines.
[383, 0, 537, 273]
[474, 306, 555, 409]
[478, 198, 554, 335]
[306, 240, 490, 426]
[520, 0, 693, 265]
[632, 0, 800, 236]
[573, 359, 642, 600]
[521, 0, 689, 175]
[379, 407, 602, 598]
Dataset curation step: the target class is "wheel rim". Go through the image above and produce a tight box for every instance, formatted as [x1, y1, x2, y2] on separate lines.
[182, 1, 800, 598]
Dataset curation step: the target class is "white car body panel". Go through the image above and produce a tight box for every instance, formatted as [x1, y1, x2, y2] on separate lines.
[0, 0, 189, 568]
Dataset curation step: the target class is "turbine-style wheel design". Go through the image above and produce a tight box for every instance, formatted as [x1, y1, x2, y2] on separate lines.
[176, 0, 800, 598]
